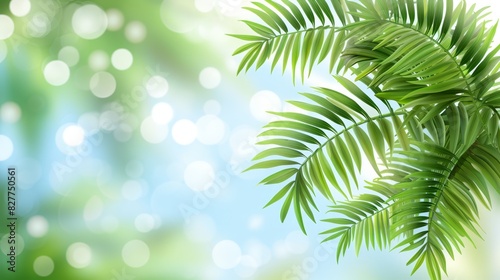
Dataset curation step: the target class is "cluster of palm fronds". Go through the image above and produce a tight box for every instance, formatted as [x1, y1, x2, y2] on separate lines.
[232, 0, 500, 279]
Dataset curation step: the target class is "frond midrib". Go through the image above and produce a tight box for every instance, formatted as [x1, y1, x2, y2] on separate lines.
[423, 139, 480, 264]
[293, 110, 406, 198]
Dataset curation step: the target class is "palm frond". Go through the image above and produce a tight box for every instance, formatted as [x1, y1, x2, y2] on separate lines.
[230, 0, 352, 81]
[321, 104, 497, 280]
[245, 81, 405, 233]
[234, 1, 500, 280]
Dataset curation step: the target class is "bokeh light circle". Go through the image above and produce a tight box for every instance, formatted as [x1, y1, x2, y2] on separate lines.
[33, 256, 54, 277]
[66, 242, 92, 269]
[184, 160, 214, 191]
[0, 15, 14, 39]
[10, 0, 31, 17]
[62, 124, 85, 147]
[122, 240, 150, 268]
[172, 119, 197, 145]
[125, 21, 146, 43]
[151, 102, 173, 125]
[134, 214, 155, 233]
[212, 240, 242, 269]
[0, 102, 21, 123]
[88, 50, 109, 71]
[90, 71, 116, 98]
[27, 215, 49, 238]
[58, 46, 80, 67]
[1, 234, 24, 256]
[72, 4, 108, 39]
[0, 135, 14, 161]
[106, 9, 123, 31]
[44, 60, 70, 86]
[199, 67, 221, 89]
[111, 48, 133, 70]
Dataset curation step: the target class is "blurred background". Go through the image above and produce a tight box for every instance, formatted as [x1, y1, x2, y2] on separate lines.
[0, 0, 499, 279]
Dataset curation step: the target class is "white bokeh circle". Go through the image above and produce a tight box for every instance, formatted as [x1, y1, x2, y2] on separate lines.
[0, 15, 14, 39]
[88, 50, 109, 71]
[44, 60, 70, 86]
[58, 46, 80, 67]
[72, 4, 108, 39]
[90, 71, 116, 98]
[27, 215, 49, 238]
[33, 256, 54, 277]
[62, 125, 85, 146]
[0, 102, 21, 123]
[134, 214, 155, 233]
[106, 9, 123, 31]
[122, 240, 150, 268]
[111, 48, 133, 70]
[199, 67, 221, 89]
[66, 242, 92, 269]
[10, 0, 31, 17]
[125, 21, 147, 43]
[151, 102, 173, 125]
[212, 240, 242, 269]
[172, 119, 197, 145]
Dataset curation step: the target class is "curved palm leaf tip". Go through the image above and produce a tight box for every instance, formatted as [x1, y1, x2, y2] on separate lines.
[232, 0, 500, 279]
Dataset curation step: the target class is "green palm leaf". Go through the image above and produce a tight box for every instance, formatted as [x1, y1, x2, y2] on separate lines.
[233, 0, 500, 279]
